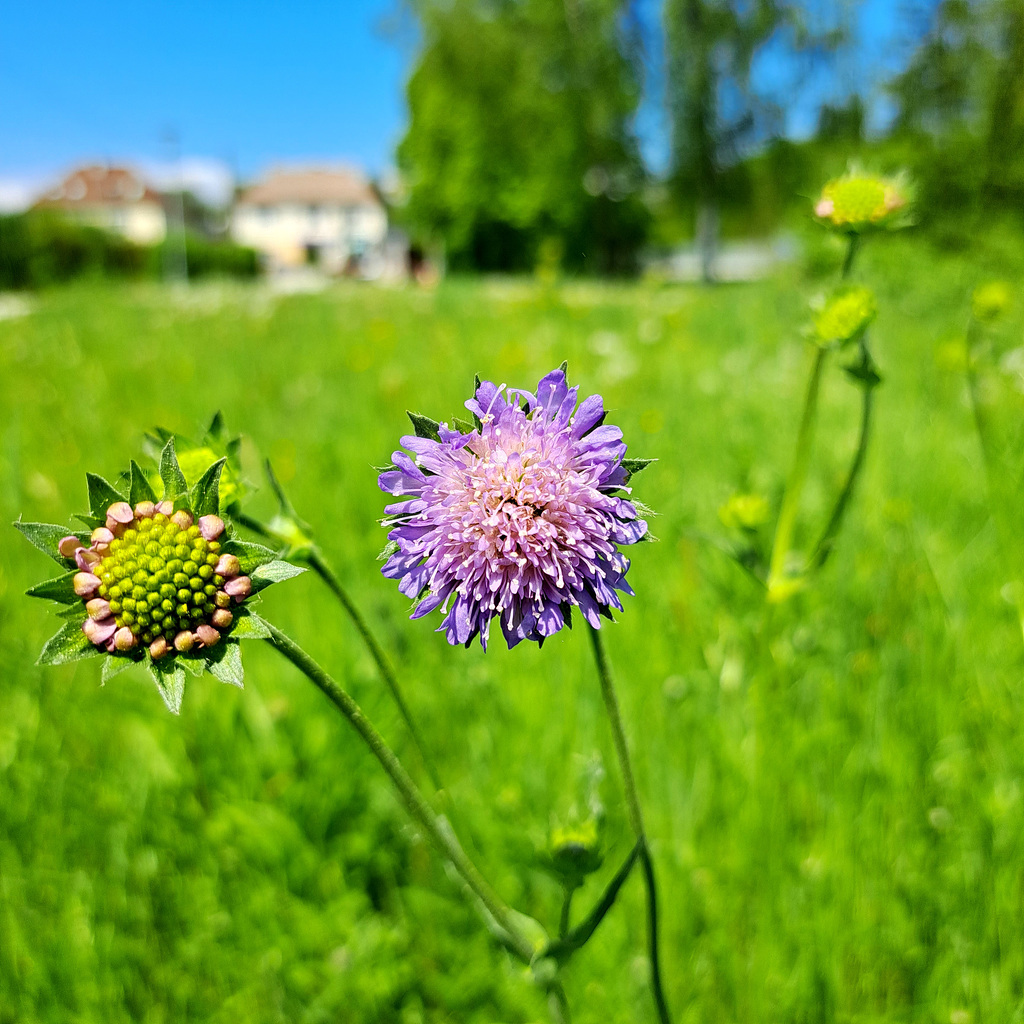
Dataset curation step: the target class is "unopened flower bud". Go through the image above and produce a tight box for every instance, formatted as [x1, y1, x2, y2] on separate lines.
[73, 572, 101, 597]
[199, 515, 225, 541]
[195, 624, 220, 647]
[972, 281, 1012, 323]
[214, 590, 231, 608]
[76, 548, 101, 571]
[149, 636, 170, 660]
[107, 501, 134, 524]
[215, 554, 240, 577]
[134, 500, 156, 519]
[86, 598, 111, 620]
[58, 535, 82, 557]
[114, 627, 137, 651]
[91, 526, 114, 546]
[155, 500, 173, 516]
[211, 608, 233, 629]
[173, 630, 195, 653]
[83, 617, 117, 644]
[170, 509, 194, 530]
[224, 576, 252, 601]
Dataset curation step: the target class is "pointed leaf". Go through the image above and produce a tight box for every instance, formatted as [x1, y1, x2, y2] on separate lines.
[72, 513, 104, 531]
[148, 657, 186, 714]
[265, 459, 300, 519]
[14, 521, 89, 565]
[159, 437, 188, 502]
[26, 571, 80, 604]
[250, 559, 307, 593]
[190, 457, 227, 517]
[207, 410, 225, 442]
[129, 460, 158, 505]
[207, 640, 244, 688]
[37, 622, 100, 666]
[180, 656, 205, 677]
[407, 411, 441, 442]
[230, 609, 272, 640]
[86, 473, 126, 518]
[621, 458, 657, 477]
[452, 416, 477, 435]
[221, 539, 279, 574]
[102, 656, 137, 683]
[558, 359, 568, 379]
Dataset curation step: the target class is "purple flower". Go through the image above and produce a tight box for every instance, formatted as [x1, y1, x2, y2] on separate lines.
[379, 368, 649, 650]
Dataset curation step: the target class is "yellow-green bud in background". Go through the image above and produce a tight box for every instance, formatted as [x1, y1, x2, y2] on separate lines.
[813, 285, 877, 346]
[972, 280, 1012, 323]
[547, 818, 603, 887]
[718, 492, 771, 531]
[814, 171, 911, 232]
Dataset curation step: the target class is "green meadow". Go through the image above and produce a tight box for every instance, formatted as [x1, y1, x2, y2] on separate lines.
[4, 230, 1024, 1023]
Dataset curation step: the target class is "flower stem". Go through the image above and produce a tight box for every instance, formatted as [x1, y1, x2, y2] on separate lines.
[841, 232, 860, 280]
[588, 626, 672, 1024]
[306, 547, 444, 794]
[559, 887, 574, 939]
[237, 511, 444, 793]
[809, 339, 877, 571]
[264, 621, 537, 964]
[768, 345, 828, 596]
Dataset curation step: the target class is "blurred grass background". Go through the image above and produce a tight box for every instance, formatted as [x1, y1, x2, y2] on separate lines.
[4, 228, 1024, 1022]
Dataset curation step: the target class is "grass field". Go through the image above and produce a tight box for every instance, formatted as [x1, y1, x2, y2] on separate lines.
[4, 229, 1024, 1023]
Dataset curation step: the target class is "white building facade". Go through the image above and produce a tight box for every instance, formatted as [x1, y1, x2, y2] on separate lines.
[231, 168, 388, 275]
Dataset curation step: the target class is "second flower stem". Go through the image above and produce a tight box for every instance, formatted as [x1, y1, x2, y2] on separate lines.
[588, 626, 672, 1024]
[264, 620, 536, 964]
[768, 345, 828, 596]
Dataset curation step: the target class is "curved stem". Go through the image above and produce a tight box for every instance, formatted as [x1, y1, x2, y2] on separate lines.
[264, 621, 537, 964]
[810, 343, 876, 571]
[307, 548, 444, 794]
[767, 346, 828, 597]
[588, 627, 672, 1024]
[236, 511, 443, 793]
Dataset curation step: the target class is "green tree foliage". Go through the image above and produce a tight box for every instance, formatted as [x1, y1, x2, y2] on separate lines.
[892, 0, 1024, 214]
[397, 0, 649, 274]
[663, 1, 850, 277]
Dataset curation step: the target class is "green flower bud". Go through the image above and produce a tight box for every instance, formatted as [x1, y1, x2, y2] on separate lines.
[813, 285, 877, 346]
[972, 281, 1012, 323]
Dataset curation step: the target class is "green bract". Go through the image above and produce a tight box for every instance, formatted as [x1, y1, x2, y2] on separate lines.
[15, 437, 305, 714]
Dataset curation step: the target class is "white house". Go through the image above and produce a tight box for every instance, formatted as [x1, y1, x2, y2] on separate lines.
[35, 166, 167, 245]
[231, 167, 388, 275]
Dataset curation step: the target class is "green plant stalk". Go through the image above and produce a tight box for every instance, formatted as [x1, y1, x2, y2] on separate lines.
[767, 345, 828, 594]
[237, 511, 443, 793]
[808, 231, 875, 572]
[810, 339, 876, 572]
[964, 319, 1024, 643]
[546, 842, 641, 964]
[559, 887, 574, 940]
[588, 627, 672, 1024]
[264, 621, 537, 964]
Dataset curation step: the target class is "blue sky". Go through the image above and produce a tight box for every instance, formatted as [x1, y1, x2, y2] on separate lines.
[0, 0, 929, 207]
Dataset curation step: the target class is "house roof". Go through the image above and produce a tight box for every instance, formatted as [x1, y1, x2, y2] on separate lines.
[36, 166, 162, 208]
[237, 168, 379, 208]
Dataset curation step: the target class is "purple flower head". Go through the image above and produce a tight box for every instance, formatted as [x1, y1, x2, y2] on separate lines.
[379, 368, 649, 650]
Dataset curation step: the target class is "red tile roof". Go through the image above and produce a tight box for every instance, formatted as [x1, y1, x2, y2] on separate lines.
[36, 166, 162, 208]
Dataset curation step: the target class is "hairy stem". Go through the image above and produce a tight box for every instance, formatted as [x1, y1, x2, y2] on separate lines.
[237, 511, 443, 792]
[588, 627, 672, 1024]
[768, 346, 828, 596]
[264, 622, 536, 963]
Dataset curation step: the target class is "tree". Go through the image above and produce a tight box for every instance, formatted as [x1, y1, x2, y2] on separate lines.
[397, 0, 649, 274]
[663, 0, 848, 281]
